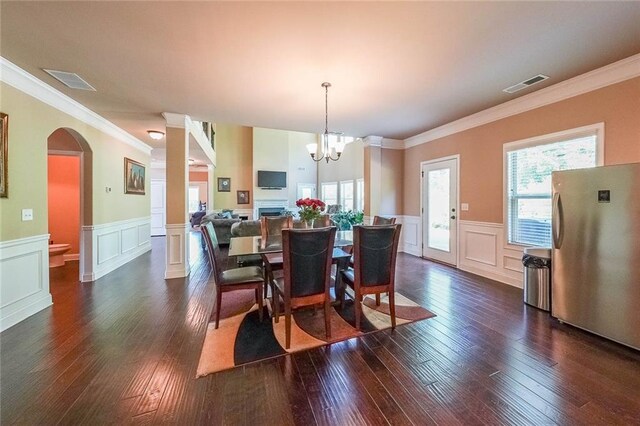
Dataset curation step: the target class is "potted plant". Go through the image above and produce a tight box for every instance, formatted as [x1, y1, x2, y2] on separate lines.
[331, 210, 364, 230]
[295, 198, 326, 228]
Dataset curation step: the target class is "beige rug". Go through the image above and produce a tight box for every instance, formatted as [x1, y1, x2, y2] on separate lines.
[196, 291, 435, 377]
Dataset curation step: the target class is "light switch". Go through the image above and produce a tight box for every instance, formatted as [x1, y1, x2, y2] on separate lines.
[22, 209, 34, 221]
[461, 203, 469, 211]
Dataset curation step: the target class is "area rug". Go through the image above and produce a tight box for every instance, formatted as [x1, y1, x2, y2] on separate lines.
[196, 289, 436, 377]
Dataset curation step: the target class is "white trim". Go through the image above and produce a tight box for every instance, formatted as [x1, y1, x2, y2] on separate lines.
[502, 123, 604, 248]
[81, 217, 151, 282]
[165, 223, 191, 279]
[381, 138, 405, 150]
[363, 136, 383, 147]
[0, 57, 152, 155]
[419, 155, 460, 267]
[395, 215, 421, 256]
[0, 234, 53, 331]
[457, 220, 524, 288]
[404, 53, 640, 148]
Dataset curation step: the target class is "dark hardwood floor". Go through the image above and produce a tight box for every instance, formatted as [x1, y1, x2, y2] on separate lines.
[2, 233, 639, 425]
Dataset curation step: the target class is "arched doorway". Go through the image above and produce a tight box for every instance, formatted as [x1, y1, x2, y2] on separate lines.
[47, 128, 93, 282]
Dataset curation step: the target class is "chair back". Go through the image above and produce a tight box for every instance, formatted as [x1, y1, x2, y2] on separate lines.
[202, 221, 223, 283]
[372, 215, 397, 225]
[282, 227, 336, 299]
[353, 224, 402, 287]
[260, 216, 293, 241]
[313, 214, 332, 228]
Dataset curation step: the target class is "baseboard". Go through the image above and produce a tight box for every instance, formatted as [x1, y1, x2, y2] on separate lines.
[63, 253, 79, 261]
[458, 263, 522, 288]
[0, 293, 53, 332]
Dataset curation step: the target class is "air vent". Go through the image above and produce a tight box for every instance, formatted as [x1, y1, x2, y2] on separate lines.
[43, 69, 96, 91]
[503, 74, 549, 94]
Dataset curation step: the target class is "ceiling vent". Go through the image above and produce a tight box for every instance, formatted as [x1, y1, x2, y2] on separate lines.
[503, 74, 549, 94]
[43, 69, 96, 91]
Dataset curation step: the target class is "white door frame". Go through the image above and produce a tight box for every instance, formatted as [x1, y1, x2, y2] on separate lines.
[420, 155, 460, 267]
[48, 149, 86, 281]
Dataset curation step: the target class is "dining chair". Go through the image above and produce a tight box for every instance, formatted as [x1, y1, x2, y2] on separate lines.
[340, 224, 402, 330]
[314, 214, 333, 228]
[201, 221, 265, 329]
[272, 227, 337, 349]
[372, 215, 397, 225]
[260, 216, 294, 297]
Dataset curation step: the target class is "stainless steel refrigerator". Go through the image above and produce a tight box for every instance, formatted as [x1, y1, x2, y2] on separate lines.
[552, 162, 640, 350]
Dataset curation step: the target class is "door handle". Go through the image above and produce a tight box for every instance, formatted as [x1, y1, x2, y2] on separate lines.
[552, 192, 563, 249]
[450, 215, 456, 220]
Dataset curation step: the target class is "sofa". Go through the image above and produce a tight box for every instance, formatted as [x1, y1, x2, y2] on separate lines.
[201, 211, 241, 245]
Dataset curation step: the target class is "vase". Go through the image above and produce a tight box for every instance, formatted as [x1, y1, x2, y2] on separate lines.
[303, 219, 315, 229]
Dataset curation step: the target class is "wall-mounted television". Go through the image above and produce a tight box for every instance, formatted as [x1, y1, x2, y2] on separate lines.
[257, 170, 287, 188]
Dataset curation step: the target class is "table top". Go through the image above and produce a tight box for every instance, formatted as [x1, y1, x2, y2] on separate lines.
[229, 230, 353, 257]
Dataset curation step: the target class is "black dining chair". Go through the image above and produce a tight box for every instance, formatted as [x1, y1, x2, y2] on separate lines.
[340, 224, 402, 330]
[271, 227, 337, 349]
[201, 221, 265, 329]
[260, 216, 294, 297]
[373, 215, 397, 225]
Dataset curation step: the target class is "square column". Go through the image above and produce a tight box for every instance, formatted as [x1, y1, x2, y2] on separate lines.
[164, 115, 190, 279]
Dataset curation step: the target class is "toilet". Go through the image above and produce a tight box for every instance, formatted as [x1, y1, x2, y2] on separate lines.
[49, 243, 71, 268]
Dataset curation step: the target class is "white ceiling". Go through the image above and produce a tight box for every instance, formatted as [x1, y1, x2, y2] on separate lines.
[2, 1, 640, 147]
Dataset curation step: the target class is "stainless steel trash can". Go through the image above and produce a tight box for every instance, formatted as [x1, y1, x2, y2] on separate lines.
[522, 247, 551, 311]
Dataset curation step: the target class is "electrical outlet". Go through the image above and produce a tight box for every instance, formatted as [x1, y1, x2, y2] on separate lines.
[461, 203, 469, 211]
[22, 209, 34, 221]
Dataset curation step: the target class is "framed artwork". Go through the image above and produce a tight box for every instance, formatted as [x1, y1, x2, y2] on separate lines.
[237, 190, 250, 204]
[124, 157, 146, 195]
[0, 112, 7, 198]
[218, 177, 231, 192]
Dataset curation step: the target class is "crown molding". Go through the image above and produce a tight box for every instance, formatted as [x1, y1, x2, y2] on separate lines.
[404, 53, 640, 149]
[162, 112, 188, 128]
[0, 57, 152, 155]
[381, 138, 405, 150]
[363, 135, 383, 147]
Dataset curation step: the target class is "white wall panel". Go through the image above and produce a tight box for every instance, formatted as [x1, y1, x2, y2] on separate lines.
[0, 235, 52, 331]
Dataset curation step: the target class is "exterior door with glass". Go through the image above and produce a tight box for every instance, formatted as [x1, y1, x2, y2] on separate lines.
[421, 157, 458, 265]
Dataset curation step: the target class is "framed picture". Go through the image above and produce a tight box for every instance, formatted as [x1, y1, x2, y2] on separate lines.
[237, 190, 250, 204]
[0, 112, 7, 198]
[124, 157, 146, 195]
[218, 177, 231, 192]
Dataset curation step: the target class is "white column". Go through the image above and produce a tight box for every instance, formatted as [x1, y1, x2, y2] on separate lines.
[163, 113, 190, 279]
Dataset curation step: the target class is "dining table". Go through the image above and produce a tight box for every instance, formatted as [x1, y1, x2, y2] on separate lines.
[228, 230, 354, 304]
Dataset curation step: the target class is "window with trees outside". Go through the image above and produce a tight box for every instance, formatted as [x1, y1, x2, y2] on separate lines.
[506, 128, 600, 246]
[321, 182, 338, 206]
[356, 178, 364, 211]
[188, 186, 200, 213]
[340, 181, 354, 211]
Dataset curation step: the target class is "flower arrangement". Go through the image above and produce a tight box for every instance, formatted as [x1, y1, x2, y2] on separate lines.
[296, 198, 326, 224]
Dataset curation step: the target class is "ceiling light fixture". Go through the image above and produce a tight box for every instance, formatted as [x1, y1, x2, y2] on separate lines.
[307, 82, 344, 163]
[147, 130, 165, 140]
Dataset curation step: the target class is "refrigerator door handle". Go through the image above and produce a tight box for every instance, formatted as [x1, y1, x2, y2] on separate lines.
[552, 192, 563, 249]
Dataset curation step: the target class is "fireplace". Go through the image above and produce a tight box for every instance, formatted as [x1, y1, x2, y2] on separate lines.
[258, 207, 286, 217]
[253, 199, 289, 219]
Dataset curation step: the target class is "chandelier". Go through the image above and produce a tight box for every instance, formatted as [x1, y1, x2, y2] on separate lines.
[307, 82, 344, 163]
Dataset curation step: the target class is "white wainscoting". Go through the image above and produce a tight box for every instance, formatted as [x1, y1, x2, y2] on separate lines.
[395, 215, 422, 257]
[458, 220, 524, 288]
[0, 234, 53, 332]
[165, 223, 190, 279]
[81, 217, 152, 282]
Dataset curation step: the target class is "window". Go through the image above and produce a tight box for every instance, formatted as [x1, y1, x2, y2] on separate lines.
[356, 178, 364, 211]
[321, 182, 338, 206]
[340, 181, 354, 211]
[188, 186, 200, 213]
[505, 127, 601, 246]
